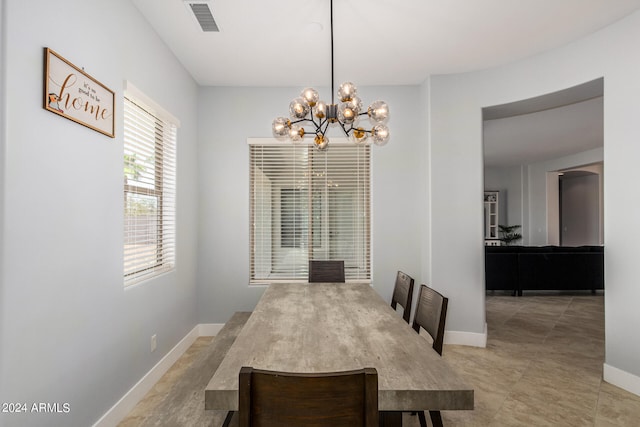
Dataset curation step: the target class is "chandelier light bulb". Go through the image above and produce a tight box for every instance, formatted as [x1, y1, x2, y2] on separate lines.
[346, 96, 362, 115]
[352, 127, 368, 144]
[368, 100, 389, 122]
[338, 102, 356, 124]
[338, 82, 357, 102]
[289, 125, 304, 142]
[314, 134, 329, 150]
[289, 97, 309, 119]
[272, 117, 291, 137]
[314, 101, 327, 119]
[372, 124, 390, 146]
[301, 87, 319, 107]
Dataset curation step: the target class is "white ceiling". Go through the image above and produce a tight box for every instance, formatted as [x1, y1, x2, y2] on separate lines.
[132, 0, 634, 167]
[132, 0, 640, 87]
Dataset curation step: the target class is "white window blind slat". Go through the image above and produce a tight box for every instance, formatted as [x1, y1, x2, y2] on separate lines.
[123, 95, 177, 286]
[250, 141, 370, 283]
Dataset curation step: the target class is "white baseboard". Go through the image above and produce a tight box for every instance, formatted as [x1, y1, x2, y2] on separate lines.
[92, 325, 201, 427]
[444, 322, 488, 348]
[199, 323, 225, 336]
[603, 363, 640, 397]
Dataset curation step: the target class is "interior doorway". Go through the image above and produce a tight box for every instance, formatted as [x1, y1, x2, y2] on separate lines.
[482, 78, 604, 245]
[559, 170, 601, 246]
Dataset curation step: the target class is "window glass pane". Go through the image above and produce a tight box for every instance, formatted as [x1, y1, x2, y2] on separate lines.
[250, 141, 370, 282]
[123, 95, 177, 286]
[124, 193, 159, 276]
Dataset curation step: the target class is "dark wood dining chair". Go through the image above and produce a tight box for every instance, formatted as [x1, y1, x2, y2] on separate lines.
[238, 366, 378, 427]
[391, 271, 415, 323]
[308, 260, 345, 283]
[412, 284, 449, 427]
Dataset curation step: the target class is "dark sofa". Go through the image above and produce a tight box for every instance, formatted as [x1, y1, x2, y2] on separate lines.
[485, 245, 604, 296]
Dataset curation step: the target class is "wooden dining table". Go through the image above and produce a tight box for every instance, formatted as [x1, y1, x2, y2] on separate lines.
[205, 283, 473, 426]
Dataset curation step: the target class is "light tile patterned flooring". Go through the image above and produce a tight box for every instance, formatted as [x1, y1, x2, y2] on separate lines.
[121, 292, 640, 426]
[431, 292, 640, 426]
[118, 336, 217, 427]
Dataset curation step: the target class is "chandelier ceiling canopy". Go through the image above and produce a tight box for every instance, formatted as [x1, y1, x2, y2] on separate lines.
[272, 0, 390, 150]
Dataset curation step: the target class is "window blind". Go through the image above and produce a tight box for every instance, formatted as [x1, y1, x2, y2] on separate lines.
[123, 96, 177, 286]
[250, 139, 371, 283]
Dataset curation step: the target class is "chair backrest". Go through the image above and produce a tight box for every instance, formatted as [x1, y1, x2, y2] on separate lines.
[308, 260, 345, 283]
[412, 285, 448, 355]
[238, 366, 378, 427]
[391, 271, 415, 324]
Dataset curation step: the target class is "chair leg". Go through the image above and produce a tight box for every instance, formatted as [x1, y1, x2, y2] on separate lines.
[429, 410, 443, 427]
[417, 410, 428, 427]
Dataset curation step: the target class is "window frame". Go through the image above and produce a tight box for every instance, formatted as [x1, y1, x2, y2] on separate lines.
[249, 138, 371, 284]
[123, 83, 179, 286]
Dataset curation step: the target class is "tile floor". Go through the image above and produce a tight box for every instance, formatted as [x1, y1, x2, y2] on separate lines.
[434, 292, 640, 426]
[120, 292, 640, 426]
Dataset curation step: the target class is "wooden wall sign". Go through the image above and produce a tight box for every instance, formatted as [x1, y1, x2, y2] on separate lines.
[43, 48, 115, 138]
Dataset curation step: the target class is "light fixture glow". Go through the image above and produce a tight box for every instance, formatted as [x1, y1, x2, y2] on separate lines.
[271, 0, 389, 150]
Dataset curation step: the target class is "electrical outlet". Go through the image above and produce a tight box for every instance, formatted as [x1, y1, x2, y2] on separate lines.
[151, 334, 157, 353]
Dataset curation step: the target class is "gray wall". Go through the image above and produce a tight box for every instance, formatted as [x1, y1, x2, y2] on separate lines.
[0, 1, 199, 426]
[0, 1, 9, 416]
[485, 148, 603, 246]
[429, 74, 487, 336]
[0, 0, 6, 412]
[196, 85, 427, 324]
[429, 10, 640, 384]
[528, 148, 603, 246]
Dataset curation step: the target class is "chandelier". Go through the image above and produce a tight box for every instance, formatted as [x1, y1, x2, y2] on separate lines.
[271, 0, 390, 150]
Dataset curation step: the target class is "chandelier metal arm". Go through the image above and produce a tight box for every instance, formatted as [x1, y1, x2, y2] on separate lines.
[294, 114, 380, 138]
[342, 123, 372, 136]
[337, 121, 352, 135]
[291, 116, 338, 138]
[291, 120, 317, 134]
[319, 119, 332, 136]
[290, 118, 313, 126]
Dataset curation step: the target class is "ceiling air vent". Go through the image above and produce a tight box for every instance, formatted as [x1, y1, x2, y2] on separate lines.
[185, 1, 219, 32]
